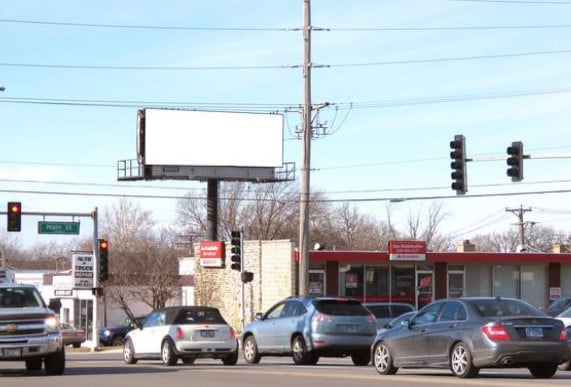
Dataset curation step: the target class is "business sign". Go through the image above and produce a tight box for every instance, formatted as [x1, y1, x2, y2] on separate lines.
[199, 241, 224, 268]
[72, 254, 94, 289]
[389, 241, 426, 261]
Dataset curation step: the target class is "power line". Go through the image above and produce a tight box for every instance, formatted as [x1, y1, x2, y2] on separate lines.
[1, 48, 569, 72]
[3, 18, 571, 32]
[450, 0, 571, 4]
[2, 86, 571, 112]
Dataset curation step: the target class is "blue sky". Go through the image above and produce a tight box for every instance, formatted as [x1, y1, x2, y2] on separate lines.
[1, 0, 571, 248]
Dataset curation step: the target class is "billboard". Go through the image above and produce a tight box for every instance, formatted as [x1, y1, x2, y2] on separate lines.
[138, 109, 284, 168]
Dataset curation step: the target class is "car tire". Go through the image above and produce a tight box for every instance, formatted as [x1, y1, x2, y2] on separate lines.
[373, 342, 398, 375]
[292, 335, 313, 365]
[529, 364, 558, 378]
[450, 342, 479, 378]
[559, 360, 571, 371]
[44, 348, 66, 375]
[243, 335, 261, 364]
[182, 357, 195, 365]
[161, 339, 178, 366]
[25, 357, 43, 371]
[123, 338, 138, 364]
[351, 349, 370, 366]
[222, 350, 239, 365]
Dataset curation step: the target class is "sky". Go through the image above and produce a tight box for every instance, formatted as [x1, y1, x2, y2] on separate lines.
[1, 0, 571, 250]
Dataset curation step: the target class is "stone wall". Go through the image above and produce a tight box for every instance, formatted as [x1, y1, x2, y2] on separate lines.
[194, 239, 296, 333]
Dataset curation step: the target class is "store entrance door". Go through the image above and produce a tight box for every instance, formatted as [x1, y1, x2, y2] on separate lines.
[416, 270, 433, 310]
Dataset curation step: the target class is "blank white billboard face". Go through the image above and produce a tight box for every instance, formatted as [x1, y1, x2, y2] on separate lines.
[142, 109, 284, 167]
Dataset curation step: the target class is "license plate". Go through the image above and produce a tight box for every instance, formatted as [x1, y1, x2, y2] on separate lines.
[339, 324, 359, 333]
[525, 327, 543, 338]
[3, 348, 21, 357]
[200, 330, 215, 338]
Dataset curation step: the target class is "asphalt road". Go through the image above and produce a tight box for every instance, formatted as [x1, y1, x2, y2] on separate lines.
[1, 350, 570, 387]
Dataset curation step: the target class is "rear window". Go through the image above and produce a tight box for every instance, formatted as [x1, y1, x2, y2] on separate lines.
[314, 300, 370, 316]
[392, 304, 414, 316]
[174, 308, 227, 324]
[366, 305, 390, 318]
[471, 299, 544, 317]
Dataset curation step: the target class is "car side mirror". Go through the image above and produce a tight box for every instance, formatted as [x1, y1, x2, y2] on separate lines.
[401, 319, 411, 329]
[383, 323, 391, 329]
[255, 313, 263, 320]
[48, 299, 62, 314]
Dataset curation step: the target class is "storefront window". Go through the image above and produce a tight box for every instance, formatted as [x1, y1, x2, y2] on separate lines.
[492, 265, 520, 299]
[448, 265, 465, 299]
[391, 267, 415, 305]
[342, 266, 364, 299]
[364, 266, 389, 302]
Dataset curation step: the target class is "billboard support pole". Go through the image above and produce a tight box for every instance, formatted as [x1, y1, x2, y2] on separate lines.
[206, 179, 219, 241]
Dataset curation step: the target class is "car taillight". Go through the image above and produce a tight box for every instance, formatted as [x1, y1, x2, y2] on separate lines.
[368, 313, 376, 323]
[228, 327, 235, 339]
[313, 312, 332, 322]
[482, 323, 510, 341]
[559, 327, 568, 341]
[176, 327, 184, 339]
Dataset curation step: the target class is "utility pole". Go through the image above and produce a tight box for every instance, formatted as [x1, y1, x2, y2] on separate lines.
[506, 205, 532, 248]
[298, 0, 312, 296]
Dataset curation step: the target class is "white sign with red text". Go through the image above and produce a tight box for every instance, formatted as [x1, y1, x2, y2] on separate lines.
[389, 241, 426, 261]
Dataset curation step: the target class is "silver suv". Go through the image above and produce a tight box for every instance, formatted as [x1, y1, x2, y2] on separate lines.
[241, 296, 377, 365]
[0, 283, 65, 375]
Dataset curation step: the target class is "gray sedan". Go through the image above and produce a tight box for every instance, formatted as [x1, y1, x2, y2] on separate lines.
[372, 297, 570, 379]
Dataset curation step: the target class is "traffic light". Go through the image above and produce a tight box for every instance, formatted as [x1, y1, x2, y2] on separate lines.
[98, 239, 109, 282]
[230, 230, 242, 271]
[7, 202, 22, 232]
[506, 141, 524, 182]
[449, 135, 467, 195]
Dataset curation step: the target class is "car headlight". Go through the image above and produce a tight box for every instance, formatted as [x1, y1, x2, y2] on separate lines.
[45, 317, 60, 333]
[102, 330, 112, 337]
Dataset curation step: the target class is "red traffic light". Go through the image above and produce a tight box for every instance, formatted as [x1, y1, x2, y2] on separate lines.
[99, 240, 109, 250]
[9, 202, 21, 214]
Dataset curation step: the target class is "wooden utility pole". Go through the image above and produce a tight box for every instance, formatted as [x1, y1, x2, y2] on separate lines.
[298, 0, 312, 296]
[506, 205, 532, 248]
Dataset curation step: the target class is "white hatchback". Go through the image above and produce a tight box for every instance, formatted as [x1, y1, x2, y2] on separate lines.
[123, 306, 238, 366]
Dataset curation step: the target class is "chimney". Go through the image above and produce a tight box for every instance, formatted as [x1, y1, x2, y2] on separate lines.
[552, 243, 570, 254]
[457, 240, 476, 252]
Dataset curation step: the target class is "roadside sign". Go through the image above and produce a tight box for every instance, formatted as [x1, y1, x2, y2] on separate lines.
[38, 221, 80, 235]
[72, 254, 94, 289]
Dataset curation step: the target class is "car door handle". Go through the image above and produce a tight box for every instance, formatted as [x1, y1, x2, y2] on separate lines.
[421, 328, 428, 333]
[448, 324, 457, 329]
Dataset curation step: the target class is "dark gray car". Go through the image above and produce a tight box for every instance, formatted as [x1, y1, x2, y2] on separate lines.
[372, 297, 570, 379]
[241, 296, 377, 365]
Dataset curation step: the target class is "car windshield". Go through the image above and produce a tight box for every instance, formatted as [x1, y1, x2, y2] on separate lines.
[174, 308, 226, 324]
[314, 300, 370, 316]
[549, 298, 569, 310]
[471, 299, 544, 317]
[0, 287, 43, 308]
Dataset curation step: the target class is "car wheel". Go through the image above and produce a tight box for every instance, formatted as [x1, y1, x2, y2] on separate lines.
[351, 349, 370, 366]
[292, 335, 313, 365]
[112, 336, 124, 346]
[123, 338, 138, 364]
[243, 335, 261, 364]
[182, 357, 195, 365]
[558, 359, 571, 371]
[450, 342, 479, 378]
[161, 339, 178, 366]
[529, 364, 558, 378]
[25, 357, 43, 371]
[44, 348, 66, 375]
[222, 350, 239, 365]
[373, 342, 398, 375]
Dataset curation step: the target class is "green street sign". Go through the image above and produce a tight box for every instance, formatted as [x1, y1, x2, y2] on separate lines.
[38, 221, 80, 235]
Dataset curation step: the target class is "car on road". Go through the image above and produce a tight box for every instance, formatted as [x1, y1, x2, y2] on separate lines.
[60, 322, 86, 348]
[371, 297, 570, 379]
[556, 309, 571, 371]
[546, 297, 571, 317]
[99, 315, 147, 346]
[123, 306, 238, 366]
[363, 302, 415, 330]
[0, 283, 65, 375]
[241, 296, 377, 366]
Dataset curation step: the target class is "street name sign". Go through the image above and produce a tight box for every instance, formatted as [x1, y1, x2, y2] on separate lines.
[38, 221, 80, 235]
